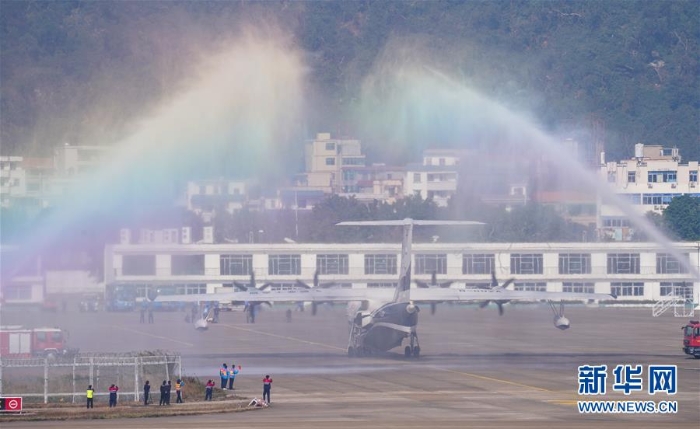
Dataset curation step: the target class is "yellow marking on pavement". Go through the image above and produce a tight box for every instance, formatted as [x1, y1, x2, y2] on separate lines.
[219, 323, 345, 351]
[547, 399, 578, 406]
[432, 366, 552, 392]
[112, 325, 195, 347]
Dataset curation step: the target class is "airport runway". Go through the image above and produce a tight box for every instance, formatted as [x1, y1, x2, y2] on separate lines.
[2, 303, 699, 428]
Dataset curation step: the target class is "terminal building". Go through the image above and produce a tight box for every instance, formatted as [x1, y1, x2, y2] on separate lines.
[104, 236, 700, 304]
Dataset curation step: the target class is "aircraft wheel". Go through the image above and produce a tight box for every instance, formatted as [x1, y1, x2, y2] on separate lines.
[347, 347, 355, 358]
[412, 346, 420, 358]
[404, 346, 411, 358]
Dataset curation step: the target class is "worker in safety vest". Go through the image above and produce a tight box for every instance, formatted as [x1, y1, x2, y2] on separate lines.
[86, 385, 94, 409]
[228, 364, 240, 390]
[220, 363, 229, 389]
[175, 378, 184, 403]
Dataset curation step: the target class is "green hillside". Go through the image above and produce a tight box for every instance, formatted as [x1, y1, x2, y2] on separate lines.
[1, 1, 698, 162]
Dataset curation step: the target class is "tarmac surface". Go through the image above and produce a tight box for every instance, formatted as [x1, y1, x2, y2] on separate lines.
[2, 301, 699, 428]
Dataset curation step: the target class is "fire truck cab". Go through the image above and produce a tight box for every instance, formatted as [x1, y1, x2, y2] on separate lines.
[0, 326, 77, 359]
[682, 320, 700, 358]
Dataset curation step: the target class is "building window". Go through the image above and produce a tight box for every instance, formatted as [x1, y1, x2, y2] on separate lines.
[122, 255, 156, 276]
[514, 282, 546, 291]
[562, 282, 595, 293]
[169, 284, 207, 295]
[642, 194, 675, 205]
[325, 157, 335, 166]
[660, 282, 694, 298]
[618, 194, 641, 205]
[690, 171, 698, 182]
[439, 158, 446, 166]
[364, 254, 397, 275]
[317, 254, 349, 275]
[267, 283, 298, 292]
[558, 253, 591, 274]
[413, 173, 421, 183]
[220, 255, 253, 276]
[607, 253, 640, 274]
[415, 254, 447, 275]
[269, 254, 301, 275]
[656, 253, 689, 274]
[171, 255, 205, 275]
[464, 282, 490, 289]
[325, 142, 335, 151]
[462, 254, 495, 275]
[627, 171, 636, 183]
[367, 282, 397, 288]
[510, 254, 543, 275]
[5, 285, 32, 300]
[648, 171, 677, 183]
[610, 282, 644, 296]
[603, 218, 631, 227]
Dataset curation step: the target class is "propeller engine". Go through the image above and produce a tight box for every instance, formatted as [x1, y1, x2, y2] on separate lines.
[295, 270, 335, 315]
[415, 271, 453, 315]
[233, 272, 272, 292]
[477, 271, 515, 316]
[406, 302, 419, 314]
[554, 316, 571, 330]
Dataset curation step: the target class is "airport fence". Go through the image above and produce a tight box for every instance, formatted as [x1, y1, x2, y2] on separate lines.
[0, 352, 181, 404]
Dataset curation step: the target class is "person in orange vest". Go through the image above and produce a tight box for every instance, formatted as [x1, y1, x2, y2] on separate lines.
[219, 363, 229, 389]
[262, 375, 272, 404]
[86, 385, 94, 409]
[175, 378, 184, 403]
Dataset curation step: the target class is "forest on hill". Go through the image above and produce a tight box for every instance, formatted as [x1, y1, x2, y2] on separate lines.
[2, 1, 698, 163]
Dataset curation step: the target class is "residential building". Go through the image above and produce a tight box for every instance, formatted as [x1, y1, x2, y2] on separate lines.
[599, 143, 699, 239]
[298, 133, 366, 193]
[340, 164, 405, 204]
[404, 150, 462, 207]
[0, 156, 26, 208]
[185, 179, 248, 217]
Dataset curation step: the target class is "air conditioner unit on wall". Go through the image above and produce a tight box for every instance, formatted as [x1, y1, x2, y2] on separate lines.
[647, 183, 653, 188]
[691, 182, 697, 188]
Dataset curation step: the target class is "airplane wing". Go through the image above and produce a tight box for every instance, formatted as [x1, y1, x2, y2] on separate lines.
[409, 287, 615, 302]
[155, 287, 396, 304]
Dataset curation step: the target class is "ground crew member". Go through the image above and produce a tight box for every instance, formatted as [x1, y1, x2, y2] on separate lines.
[228, 364, 239, 390]
[143, 380, 150, 405]
[220, 363, 229, 389]
[86, 384, 94, 409]
[263, 375, 272, 404]
[140, 305, 146, 323]
[205, 379, 215, 401]
[159, 380, 167, 405]
[108, 384, 119, 407]
[175, 378, 184, 403]
[148, 305, 154, 324]
[165, 380, 172, 405]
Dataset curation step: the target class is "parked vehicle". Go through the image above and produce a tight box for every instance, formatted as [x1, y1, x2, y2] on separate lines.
[0, 326, 78, 359]
[682, 320, 700, 358]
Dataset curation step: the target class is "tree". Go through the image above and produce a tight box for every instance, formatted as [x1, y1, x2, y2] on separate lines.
[663, 195, 700, 241]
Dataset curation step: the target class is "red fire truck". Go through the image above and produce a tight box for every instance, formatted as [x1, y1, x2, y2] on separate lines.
[0, 326, 78, 359]
[682, 320, 700, 358]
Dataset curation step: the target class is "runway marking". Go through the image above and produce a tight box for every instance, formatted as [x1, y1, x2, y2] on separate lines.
[431, 366, 552, 392]
[219, 323, 345, 351]
[111, 325, 195, 347]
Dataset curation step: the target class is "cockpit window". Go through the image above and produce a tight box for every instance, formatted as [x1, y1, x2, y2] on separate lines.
[52, 332, 63, 342]
[36, 332, 46, 342]
[695, 327, 700, 337]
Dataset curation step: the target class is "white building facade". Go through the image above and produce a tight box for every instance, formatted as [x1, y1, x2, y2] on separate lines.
[300, 133, 366, 193]
[403, 150, 462, 207]
[104, 241, 700, 303]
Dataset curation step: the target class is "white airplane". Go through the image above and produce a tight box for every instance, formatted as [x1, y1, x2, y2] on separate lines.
[155, 219, 615, 358]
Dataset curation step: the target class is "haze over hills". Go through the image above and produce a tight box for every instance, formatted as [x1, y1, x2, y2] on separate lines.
[1, 1, 698, 167]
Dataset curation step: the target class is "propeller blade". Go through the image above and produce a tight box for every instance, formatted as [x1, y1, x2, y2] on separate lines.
[501, 278, 515, 290]
[415, 281, 430, 289]
[479, 300, 490, 309]
[250, 272, 256, 290]
[258, 282, 273, 291]
[232, 282, 248, 292]
[491, 271, 498, 288]
[295, 280, 311, 289]
[312, 302, 318, 316]
[319, 282, 336, 289]
[313, 270, 320, 288]
[431, 271, 437, 286]
[430, 303, 437, 315]
[439, 281, 453, 288]
[497, 302, 504, 316]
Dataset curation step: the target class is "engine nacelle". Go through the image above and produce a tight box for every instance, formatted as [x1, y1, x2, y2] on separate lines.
[554, 316, 570, 330]
[406, 303, 418, 314]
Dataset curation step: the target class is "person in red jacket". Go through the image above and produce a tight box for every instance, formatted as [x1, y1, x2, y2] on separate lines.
[108, 384, 119, 407]
[262, 375, 272, 404]
[205, 379, 215, 401]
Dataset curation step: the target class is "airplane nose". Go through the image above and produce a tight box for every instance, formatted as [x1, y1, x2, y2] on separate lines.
[406, 303, 418, 314]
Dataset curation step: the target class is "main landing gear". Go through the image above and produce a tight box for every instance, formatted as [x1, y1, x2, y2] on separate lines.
[404, 332, 420, 358]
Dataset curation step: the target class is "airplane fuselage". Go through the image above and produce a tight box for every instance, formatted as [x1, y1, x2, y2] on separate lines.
[353, 301, 418, 352]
